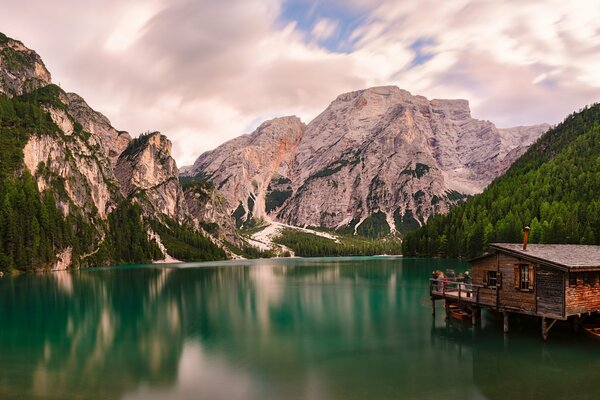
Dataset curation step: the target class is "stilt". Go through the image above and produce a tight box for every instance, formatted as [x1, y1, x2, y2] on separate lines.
[503, 311, 510, 334]
[471, 306, 479, 326]
[542, 317, 557, 341]
[431, 299, 436, 316]
[571, 316, 582, 333]
[444, 300, 450, 320]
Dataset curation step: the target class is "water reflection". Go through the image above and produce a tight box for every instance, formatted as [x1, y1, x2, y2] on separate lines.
[0, 257, 597, 399]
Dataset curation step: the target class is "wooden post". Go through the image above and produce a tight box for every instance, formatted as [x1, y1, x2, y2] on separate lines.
[503, 311, 510, 334]
[431, 299, 436, 316]
[445, 300, 450, 319]
[471, 306, 478, 326]
[542, 317, 557, 341]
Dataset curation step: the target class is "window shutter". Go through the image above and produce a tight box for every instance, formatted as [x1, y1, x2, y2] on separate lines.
[483, 272, 488, 286]
[514, 266, 520, 289]
[528, 266, 535, 290]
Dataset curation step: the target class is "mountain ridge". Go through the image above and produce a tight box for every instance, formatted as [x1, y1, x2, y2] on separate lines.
[402, 103, 600, 258]
[183, 85, 549, 236]
[0, 32, 236, 271]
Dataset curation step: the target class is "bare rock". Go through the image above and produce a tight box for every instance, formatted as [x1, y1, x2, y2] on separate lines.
[184, 86, 549, 235]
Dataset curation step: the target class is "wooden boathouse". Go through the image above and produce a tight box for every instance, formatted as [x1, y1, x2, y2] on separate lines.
[430, 235, 600, 340]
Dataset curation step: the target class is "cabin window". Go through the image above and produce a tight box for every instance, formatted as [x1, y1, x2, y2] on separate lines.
[520, 265, 530, 290]
[569, 274, 577, 287]
[487, 271, 498, 288]
[514, 263, 534, 291]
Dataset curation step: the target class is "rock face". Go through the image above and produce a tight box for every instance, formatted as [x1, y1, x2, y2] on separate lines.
[192, 116, 305, 224]
[184, 86, 549, 235]
[0, 33, 51, 96]
[115, 132, 189, 222]
[1, 32, 231, 268]
[183, 182, 243, 247]
[65, 93, 131, 163]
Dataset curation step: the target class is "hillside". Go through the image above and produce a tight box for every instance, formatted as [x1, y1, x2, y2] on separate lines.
[183, 86, 548, 237]
[402, 104, 600, 258]
[0, 33, 231, 271]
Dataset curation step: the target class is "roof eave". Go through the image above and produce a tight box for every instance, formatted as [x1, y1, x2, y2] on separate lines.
[488, 244, 569, 271]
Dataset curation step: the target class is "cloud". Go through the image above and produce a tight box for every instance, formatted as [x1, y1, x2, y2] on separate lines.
[0, 0, 599, 165]
[311, 18, 338, 41]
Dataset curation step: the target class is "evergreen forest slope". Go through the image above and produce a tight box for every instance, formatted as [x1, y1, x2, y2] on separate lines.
[402, 104, 600, 258]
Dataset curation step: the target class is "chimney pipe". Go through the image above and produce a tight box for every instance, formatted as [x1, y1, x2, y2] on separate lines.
[523, 226, 530, 250]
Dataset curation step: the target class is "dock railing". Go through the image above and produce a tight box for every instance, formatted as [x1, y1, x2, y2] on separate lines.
[429, 278, 483, 304]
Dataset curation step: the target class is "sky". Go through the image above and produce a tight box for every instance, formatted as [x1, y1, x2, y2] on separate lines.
[1, 0, 599, 166]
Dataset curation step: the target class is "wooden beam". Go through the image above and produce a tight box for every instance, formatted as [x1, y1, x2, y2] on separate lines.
[542, 317, 558, 341]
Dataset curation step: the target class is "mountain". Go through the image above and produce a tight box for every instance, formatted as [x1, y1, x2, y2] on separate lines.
[183, 86, 549, 236]
[402, 103, 600, 258]
[0, 32, 233, 271]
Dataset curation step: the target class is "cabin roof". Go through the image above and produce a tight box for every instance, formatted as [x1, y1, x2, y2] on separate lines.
[489, 243, 600, 270]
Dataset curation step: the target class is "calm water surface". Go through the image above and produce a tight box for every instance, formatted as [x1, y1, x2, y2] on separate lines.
[0, 256, 599, 400]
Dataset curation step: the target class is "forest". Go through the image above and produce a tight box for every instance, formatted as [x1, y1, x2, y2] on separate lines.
[402, 103, 600, 258]
[0, 86, 226, 271]
[275, 228, 402, 257]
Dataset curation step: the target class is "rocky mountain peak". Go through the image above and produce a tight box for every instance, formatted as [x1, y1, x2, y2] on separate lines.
[185, 86, 549, 236]
[65, 92, 131, 162]
[116, 132, 176, 191]
[430, 98, 471, 119]
[0, 33, 51, 96]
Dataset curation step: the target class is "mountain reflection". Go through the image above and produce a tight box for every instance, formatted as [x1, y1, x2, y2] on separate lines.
[14, 257, 598, 400]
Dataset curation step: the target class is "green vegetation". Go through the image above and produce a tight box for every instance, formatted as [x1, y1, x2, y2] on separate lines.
[0, 91, 75, 271]
[0, 173, 73, 271]
[356, 211, 391, 238]
[265, 176, 293, 213]
[274, 228, 402, 257]
[150, 219, 227, 262]
[393, 208, 421, 235]
[232, 203, 246, 228]
[401, 163, 430, 178]
[103, 202, 162, 264]
[225, 241, 276, 259]
[120, 131, 158, 158]
[265, 189, 292, 213]
[306, 151, 361, 182]
[0, 92, 59, 179]
[20, 84, 67, 112]
[403, 104, 600, 258]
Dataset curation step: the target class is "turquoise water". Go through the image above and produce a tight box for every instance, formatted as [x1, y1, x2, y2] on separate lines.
[0, 256, 599, 400]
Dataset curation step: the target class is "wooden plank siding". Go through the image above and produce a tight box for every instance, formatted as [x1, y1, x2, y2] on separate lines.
[536, 266, 564, 318]
[497, 254, 536, 313]
[446, 245, 600, 325]
[471, 255, 498, 306]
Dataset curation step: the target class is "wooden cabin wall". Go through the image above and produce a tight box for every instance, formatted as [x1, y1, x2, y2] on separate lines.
[471, 256, 497, 306]
[497, 254, 536, 313]
[566, 272, 600, 315]
[535, 266, 564, 318]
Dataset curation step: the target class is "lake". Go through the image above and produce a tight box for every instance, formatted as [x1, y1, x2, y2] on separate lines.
[0, 256, 599, 400]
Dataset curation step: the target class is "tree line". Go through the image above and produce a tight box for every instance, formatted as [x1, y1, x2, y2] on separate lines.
[402, 103, 600, 258]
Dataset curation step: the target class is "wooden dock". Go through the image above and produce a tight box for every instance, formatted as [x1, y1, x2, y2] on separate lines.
[430, 242, 600, 340]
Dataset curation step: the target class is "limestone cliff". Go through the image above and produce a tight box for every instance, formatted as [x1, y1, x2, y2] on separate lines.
[184, 86, 549, 236]
[0, 33, 51, 96]
[183, 182, 243, 247]
[0, 32, 228, 269]
[192, 116, 305, 226]
[115, 132, 188, 223]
